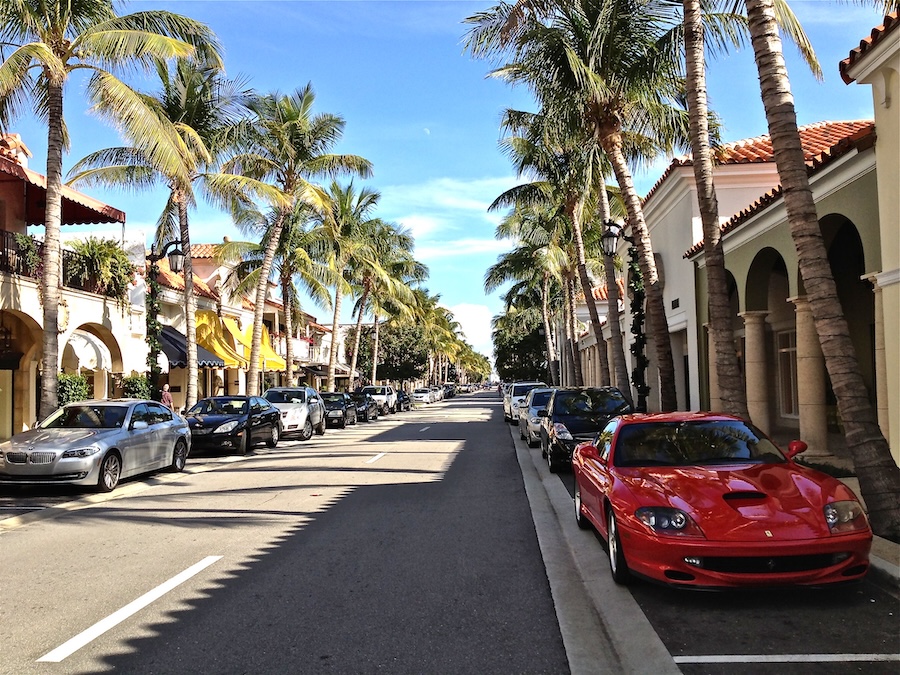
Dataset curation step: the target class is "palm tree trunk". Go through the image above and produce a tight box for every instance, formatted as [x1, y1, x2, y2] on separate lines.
[569, 198, 611, 386]
[541, 273, 559, 385]
[281, 273, 295, 386]
[349, 283, 370, 386]
[745, 0, 900, 539]
[597, 187, 632, 403]
[249, 211, 286, 396]
[370, 314, 381, 384]
[566, 274, 585, 387]
[326, 281, 343, 392]
[39, 82, 65, 420]
[600, 129, 677, 411]
[177, 193, 198, 408]
[684, 0, 748, 418]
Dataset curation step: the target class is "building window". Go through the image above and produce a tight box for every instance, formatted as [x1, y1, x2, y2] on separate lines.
[776, 330, 798, 417]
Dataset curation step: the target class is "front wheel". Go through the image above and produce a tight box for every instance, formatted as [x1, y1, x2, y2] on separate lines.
[315, 416, 326, 436]
[338, 415, 346, 429]
[266, 423, 280, 448]
[547, 445, 561, 474]
[169, 439, 188, 472]
[97, 452, 121, 492]
[300, 419, 314, 441]
[607, 510, 631, 585]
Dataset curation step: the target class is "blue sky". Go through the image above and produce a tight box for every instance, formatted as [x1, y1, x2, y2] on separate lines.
[13, 1, 888, 360]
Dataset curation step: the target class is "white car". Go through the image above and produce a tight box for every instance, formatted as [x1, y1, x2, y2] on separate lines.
[412, 388, 432, 404]
[361, 385, 397, 415]
[503, 381, 547, 423]
[263, 386, 326, 441]
[517, 387, 555, 447]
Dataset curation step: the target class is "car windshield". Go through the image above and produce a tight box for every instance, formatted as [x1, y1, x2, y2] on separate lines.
[554, 390, 629, 416]
[512, 383, 545, 397]
[264, 389, 306, 404]
[529, 391, 553, 407]
[414, 389, 429, 394]
[321, 393, 344, 402]
[188, 398, 248, 415]
[350, 394, 366, 401]
[41, 405, 128, 429]
[364, 387, 385, 395]
[613, 420, 786, 467]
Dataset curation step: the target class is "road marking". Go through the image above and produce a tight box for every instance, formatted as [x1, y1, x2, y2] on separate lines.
[38, 556, 223, 663]
[419, 426, 431, 431]
[366, 453, 386, 464]
[674, 654, 900, 664]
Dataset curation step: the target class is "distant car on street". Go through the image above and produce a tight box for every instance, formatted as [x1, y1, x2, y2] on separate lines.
[517, 387, 555, 448]
[361, 385, 397, 415]
[412, 388, 432, 404]
[321, 392, 358, 428]
[396, 390, 411, 412]
[349, 392, 379, 422]
[503, 381, 547, 423]
[0, 399, 190, 492]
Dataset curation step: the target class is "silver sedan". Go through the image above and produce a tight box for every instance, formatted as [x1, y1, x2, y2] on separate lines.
[0, 399, 190, 492]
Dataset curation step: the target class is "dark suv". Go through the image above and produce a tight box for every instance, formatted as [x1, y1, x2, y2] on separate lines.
[539, 387, 632, 473]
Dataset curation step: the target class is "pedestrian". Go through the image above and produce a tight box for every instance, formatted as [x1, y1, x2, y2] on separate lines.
[161, 383, 174, 411]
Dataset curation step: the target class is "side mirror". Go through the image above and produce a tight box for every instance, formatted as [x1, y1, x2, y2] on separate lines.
[309, 397, 318, 404]
[786, 440, 808, 459]
[537, 409, 548, 418]
[132, 420, 149, 430]
[518, 401, 528, 408]
[576, 442, 599, 460]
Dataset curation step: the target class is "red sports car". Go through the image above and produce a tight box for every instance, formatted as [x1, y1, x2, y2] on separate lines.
[572, 412, 872, 589]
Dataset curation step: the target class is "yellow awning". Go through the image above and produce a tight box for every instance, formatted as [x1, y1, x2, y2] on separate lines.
[222, 316, 287, 371]
[196, 310, 248, 369]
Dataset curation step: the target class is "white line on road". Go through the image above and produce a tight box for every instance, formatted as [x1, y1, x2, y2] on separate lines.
[366, 453, 386, 464]
[419, 426, 431, 431]
[38, 555, 223, 663]
[674, 654, 900, 664]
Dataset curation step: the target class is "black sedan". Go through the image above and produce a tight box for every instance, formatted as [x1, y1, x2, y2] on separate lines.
[539, 387, 632, 473]
[320, 392, 358, 428]
[349, 392, 379, 422]
[185, 396, 281, 455]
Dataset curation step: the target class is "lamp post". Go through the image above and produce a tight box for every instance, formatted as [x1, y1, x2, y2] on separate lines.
[145, 241, 184, 394]
[602, 220, 649, 412]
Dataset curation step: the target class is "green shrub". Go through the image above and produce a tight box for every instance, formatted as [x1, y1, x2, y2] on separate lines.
[57, 373, 90, 407]
[121, 374, 151, 400]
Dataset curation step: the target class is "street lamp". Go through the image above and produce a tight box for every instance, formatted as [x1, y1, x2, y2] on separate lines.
[601, 219, 624, 258]
[148, 240, 185, 273]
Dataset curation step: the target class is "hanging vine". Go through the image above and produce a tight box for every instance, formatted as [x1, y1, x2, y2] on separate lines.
[627, 242, 650, 412]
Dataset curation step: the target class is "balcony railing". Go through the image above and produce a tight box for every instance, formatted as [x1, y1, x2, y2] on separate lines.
[0, 230, 119, 298]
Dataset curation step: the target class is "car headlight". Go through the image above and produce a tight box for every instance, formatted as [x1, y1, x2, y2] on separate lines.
[62, 445, 102, 459]
[635, 507, 705, 537]
[214, 420, 241, 434]
[530, 416, 541, 425]
[823, 501, 869, 534]
[552, 422, 573, 440]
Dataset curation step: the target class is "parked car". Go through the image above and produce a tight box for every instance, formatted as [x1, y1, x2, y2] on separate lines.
[263, 386, 326, 441]
[539, 387, 632, 472]
[396, 390, 411, 412]
[349, 392, 379, 422]
[361, 385, 397, 415]
[429, 386, 443, 401]
[517, 387, 555, 448]
[412, 388, 432, 404]
[0, 399, 190, 492]
[572, 412, 872, 588]
[321, 392, 358, 428]
[185, 396, 281, 455]
[503, 381, 547, 422]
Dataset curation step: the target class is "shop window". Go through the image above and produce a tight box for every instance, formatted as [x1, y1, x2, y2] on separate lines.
[776, 330, 798, 417]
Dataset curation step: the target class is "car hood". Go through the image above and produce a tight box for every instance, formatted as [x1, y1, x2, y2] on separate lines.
[322, 401, 345, 410]
[186, 413, 242, 427]
[556, 414, 613, 437]
[616, 463, 861, 541]
[4, 427, 112, 449]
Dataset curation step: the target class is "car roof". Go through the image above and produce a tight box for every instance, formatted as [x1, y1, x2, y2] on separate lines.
[615, 411, 744, 425]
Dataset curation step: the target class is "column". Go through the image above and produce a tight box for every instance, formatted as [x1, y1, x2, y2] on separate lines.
[704, 324, 721, 411]
[792, 296, 828, 456]
[866, 276, 889, 440]
[740, 311, 770, 434]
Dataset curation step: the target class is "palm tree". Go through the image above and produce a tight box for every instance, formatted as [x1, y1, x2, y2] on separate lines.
[218, 202, 334, 387]
[741, 0, 900, 537]
[465, 0, 693, 410]
[68, 58, 249, 408]
[313, 180, 381, 392]
[222, 85, 372, 396]
[0, 0, 221, 419]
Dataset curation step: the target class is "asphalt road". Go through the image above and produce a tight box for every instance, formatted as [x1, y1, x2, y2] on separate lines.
[0, 394, 570, 674]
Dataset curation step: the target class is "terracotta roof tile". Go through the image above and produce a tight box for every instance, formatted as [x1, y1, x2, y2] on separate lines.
[576, 278, 628, 303]
[154, 257, 219, 300]
[642, 121, 873, 206]
[840, 12, 899, 83]
[188, 243, 219, 259]
[684, 122, 876, 258]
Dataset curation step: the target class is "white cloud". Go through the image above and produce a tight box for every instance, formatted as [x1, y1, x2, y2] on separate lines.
[446, 302, 494, 358]
[414, 237, 514, 261]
